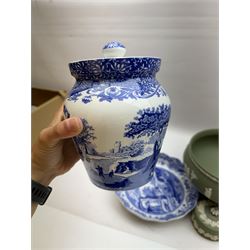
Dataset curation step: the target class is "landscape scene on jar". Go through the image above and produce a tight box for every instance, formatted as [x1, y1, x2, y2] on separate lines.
[65, 104, 171, 189]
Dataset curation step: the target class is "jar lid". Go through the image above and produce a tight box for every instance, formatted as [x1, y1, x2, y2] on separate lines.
[191, 199, 219, 241]
[68, 41, 161, 82]
[102, 41, 126, 58]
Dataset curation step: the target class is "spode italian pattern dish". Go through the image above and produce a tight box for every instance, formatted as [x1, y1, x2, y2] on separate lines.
[64, 42, 171, 190]
[116, 153, 199, 222]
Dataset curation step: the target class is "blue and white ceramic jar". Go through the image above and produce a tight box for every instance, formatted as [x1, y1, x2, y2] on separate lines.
[64, 41, 171, 190]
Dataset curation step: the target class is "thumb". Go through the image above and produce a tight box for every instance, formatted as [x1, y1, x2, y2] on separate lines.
[39, 117, 83, 147]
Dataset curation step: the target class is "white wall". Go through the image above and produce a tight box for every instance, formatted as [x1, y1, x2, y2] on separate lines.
[32, 0, 218, 132]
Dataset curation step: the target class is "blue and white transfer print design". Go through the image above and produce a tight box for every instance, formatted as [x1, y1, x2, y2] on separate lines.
[116, 153, 199, 222]
[69, 57, 161, 82]
[103, 41, 125, 49]
[68, 77, 166, 103]
[64, 52, 171, 190]
[67, 57, 163, 103]
[64, 103, 171, 190]
[124, 105, 170, 139]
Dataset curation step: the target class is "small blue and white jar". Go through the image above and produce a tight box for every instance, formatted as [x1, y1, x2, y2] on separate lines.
[64, 41, 171, 190]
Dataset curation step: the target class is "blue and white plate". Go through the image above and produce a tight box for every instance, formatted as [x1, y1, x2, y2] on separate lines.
[116, 153, 199, 222]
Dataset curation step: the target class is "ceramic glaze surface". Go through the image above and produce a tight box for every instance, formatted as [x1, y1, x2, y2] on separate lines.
[184, 129, 218, 203]
[103, 41, 125, 49]
[69, 57, 161, 81]
[191, 133, 218, 179]
[64, 43, 171, 190]
[116, 153, 199, 221]
[102, 41, 126, 58]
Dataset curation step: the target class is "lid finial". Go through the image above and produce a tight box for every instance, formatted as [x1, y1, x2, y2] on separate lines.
[102, 41, 126, 58]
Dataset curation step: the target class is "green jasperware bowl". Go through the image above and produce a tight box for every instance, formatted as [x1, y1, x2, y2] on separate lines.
[183, 129, 219, 203]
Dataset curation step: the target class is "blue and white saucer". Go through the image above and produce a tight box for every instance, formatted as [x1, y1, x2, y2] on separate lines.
[116, 153, 199, 222]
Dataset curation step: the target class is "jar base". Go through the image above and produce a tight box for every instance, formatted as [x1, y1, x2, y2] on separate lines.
[88, 173, 154, 191]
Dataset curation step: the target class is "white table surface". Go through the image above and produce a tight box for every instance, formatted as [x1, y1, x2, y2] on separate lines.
[32, 127, 219, 250]
[32, 205, 172, 249]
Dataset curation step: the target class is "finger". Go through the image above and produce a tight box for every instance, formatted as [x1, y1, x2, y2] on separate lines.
[49, 104, 65, 127]
[62, 139, 81, 170]
[39, 117, 83, 147]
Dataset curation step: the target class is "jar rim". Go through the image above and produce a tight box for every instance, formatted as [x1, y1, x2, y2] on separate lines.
[69, 56, 160, 64]
[69, 57, 161, 82]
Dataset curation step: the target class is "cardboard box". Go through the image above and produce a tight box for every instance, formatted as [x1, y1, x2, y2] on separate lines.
[32, 88, 68, 145]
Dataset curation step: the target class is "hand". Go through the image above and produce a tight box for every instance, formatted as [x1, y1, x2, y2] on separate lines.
[32, 105, 83, 186]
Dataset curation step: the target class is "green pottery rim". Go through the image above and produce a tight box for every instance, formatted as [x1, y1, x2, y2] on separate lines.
[183, 147, 218, 203]
[187, 129, 219, 183]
